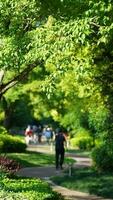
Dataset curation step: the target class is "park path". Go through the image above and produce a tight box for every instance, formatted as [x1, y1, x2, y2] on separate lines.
[27, 144, 92, 168]
[17, 144, 112, 200]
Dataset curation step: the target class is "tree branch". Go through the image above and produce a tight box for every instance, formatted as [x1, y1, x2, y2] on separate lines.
[0, 59, 44, 98]
[90, 22, 100, 28]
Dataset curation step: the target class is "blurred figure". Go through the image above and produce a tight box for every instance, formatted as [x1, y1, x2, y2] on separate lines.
[55, 128, 66, 170]
[44, 127, 52, 144]
[37, 125, 42, 143]
[25, 125, 33, 145]
[32, 125, 38, 144]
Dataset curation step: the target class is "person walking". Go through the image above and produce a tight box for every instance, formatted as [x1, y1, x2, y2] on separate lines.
[37, 125, 42, 143]
[25, 125, 33, 145]
[32, 125, 38, 144]
[44, 127, 52, 144]
[55, 128, 66, 170]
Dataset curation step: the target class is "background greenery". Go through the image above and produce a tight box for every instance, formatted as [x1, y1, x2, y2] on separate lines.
[1, 0, 113, 171]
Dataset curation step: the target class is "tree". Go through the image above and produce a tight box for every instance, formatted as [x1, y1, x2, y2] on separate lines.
[1, 0, 113, 162]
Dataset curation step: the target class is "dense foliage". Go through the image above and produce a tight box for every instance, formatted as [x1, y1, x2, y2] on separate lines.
[0, 133, 26, 153]
[92, 143, 113, 172]
[0, 172, 64, 200]
[70, 128, 94, 150]
[1, 0, 113, 170]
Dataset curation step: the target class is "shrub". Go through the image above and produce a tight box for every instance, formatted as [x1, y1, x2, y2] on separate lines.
[94, 139, 103, 147]
[70, 137, 94, 150]
[92, 143, 113, 172]
[0, 134, 26, 153]
[0, 141, 4, 152]
[70, 128, 94, 150]
[0, 175, 64, 200]
[0, 156, 21, 175]
[0, 126, 8, 135]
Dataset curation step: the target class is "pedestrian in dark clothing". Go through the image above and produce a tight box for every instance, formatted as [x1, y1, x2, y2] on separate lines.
[37, 125, 42, 143]
[55, 129, 66, 170]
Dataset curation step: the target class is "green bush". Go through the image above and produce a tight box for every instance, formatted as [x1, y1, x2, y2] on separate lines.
[0, 126, 8, 134]
[92, 143, 113, 172]
[0, 141, 4, 152]
[0, 134, 26, 153]
[70, 128, 94, 150]
[0, 173, 64, 200]
[70, 137, 94, 150]
[95, 138, 103, 147]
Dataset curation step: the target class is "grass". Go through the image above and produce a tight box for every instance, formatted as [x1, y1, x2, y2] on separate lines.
[4, 151, 75, 167]
[66, 148, 90, 157]
[4, 152, 55, 167]
[51, 167, 113, 199]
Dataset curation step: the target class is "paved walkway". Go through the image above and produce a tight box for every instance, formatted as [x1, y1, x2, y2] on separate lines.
[27, 144, 92, 167]
[17, 145, 112, 200]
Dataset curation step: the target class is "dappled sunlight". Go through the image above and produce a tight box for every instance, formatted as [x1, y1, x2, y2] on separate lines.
[5, 152, 55, 167]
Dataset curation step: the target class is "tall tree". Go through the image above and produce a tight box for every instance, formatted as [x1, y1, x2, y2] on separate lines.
[1, 0, 113, 137]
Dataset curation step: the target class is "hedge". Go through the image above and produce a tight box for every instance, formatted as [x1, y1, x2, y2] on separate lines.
[0, 134, 26, 153]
